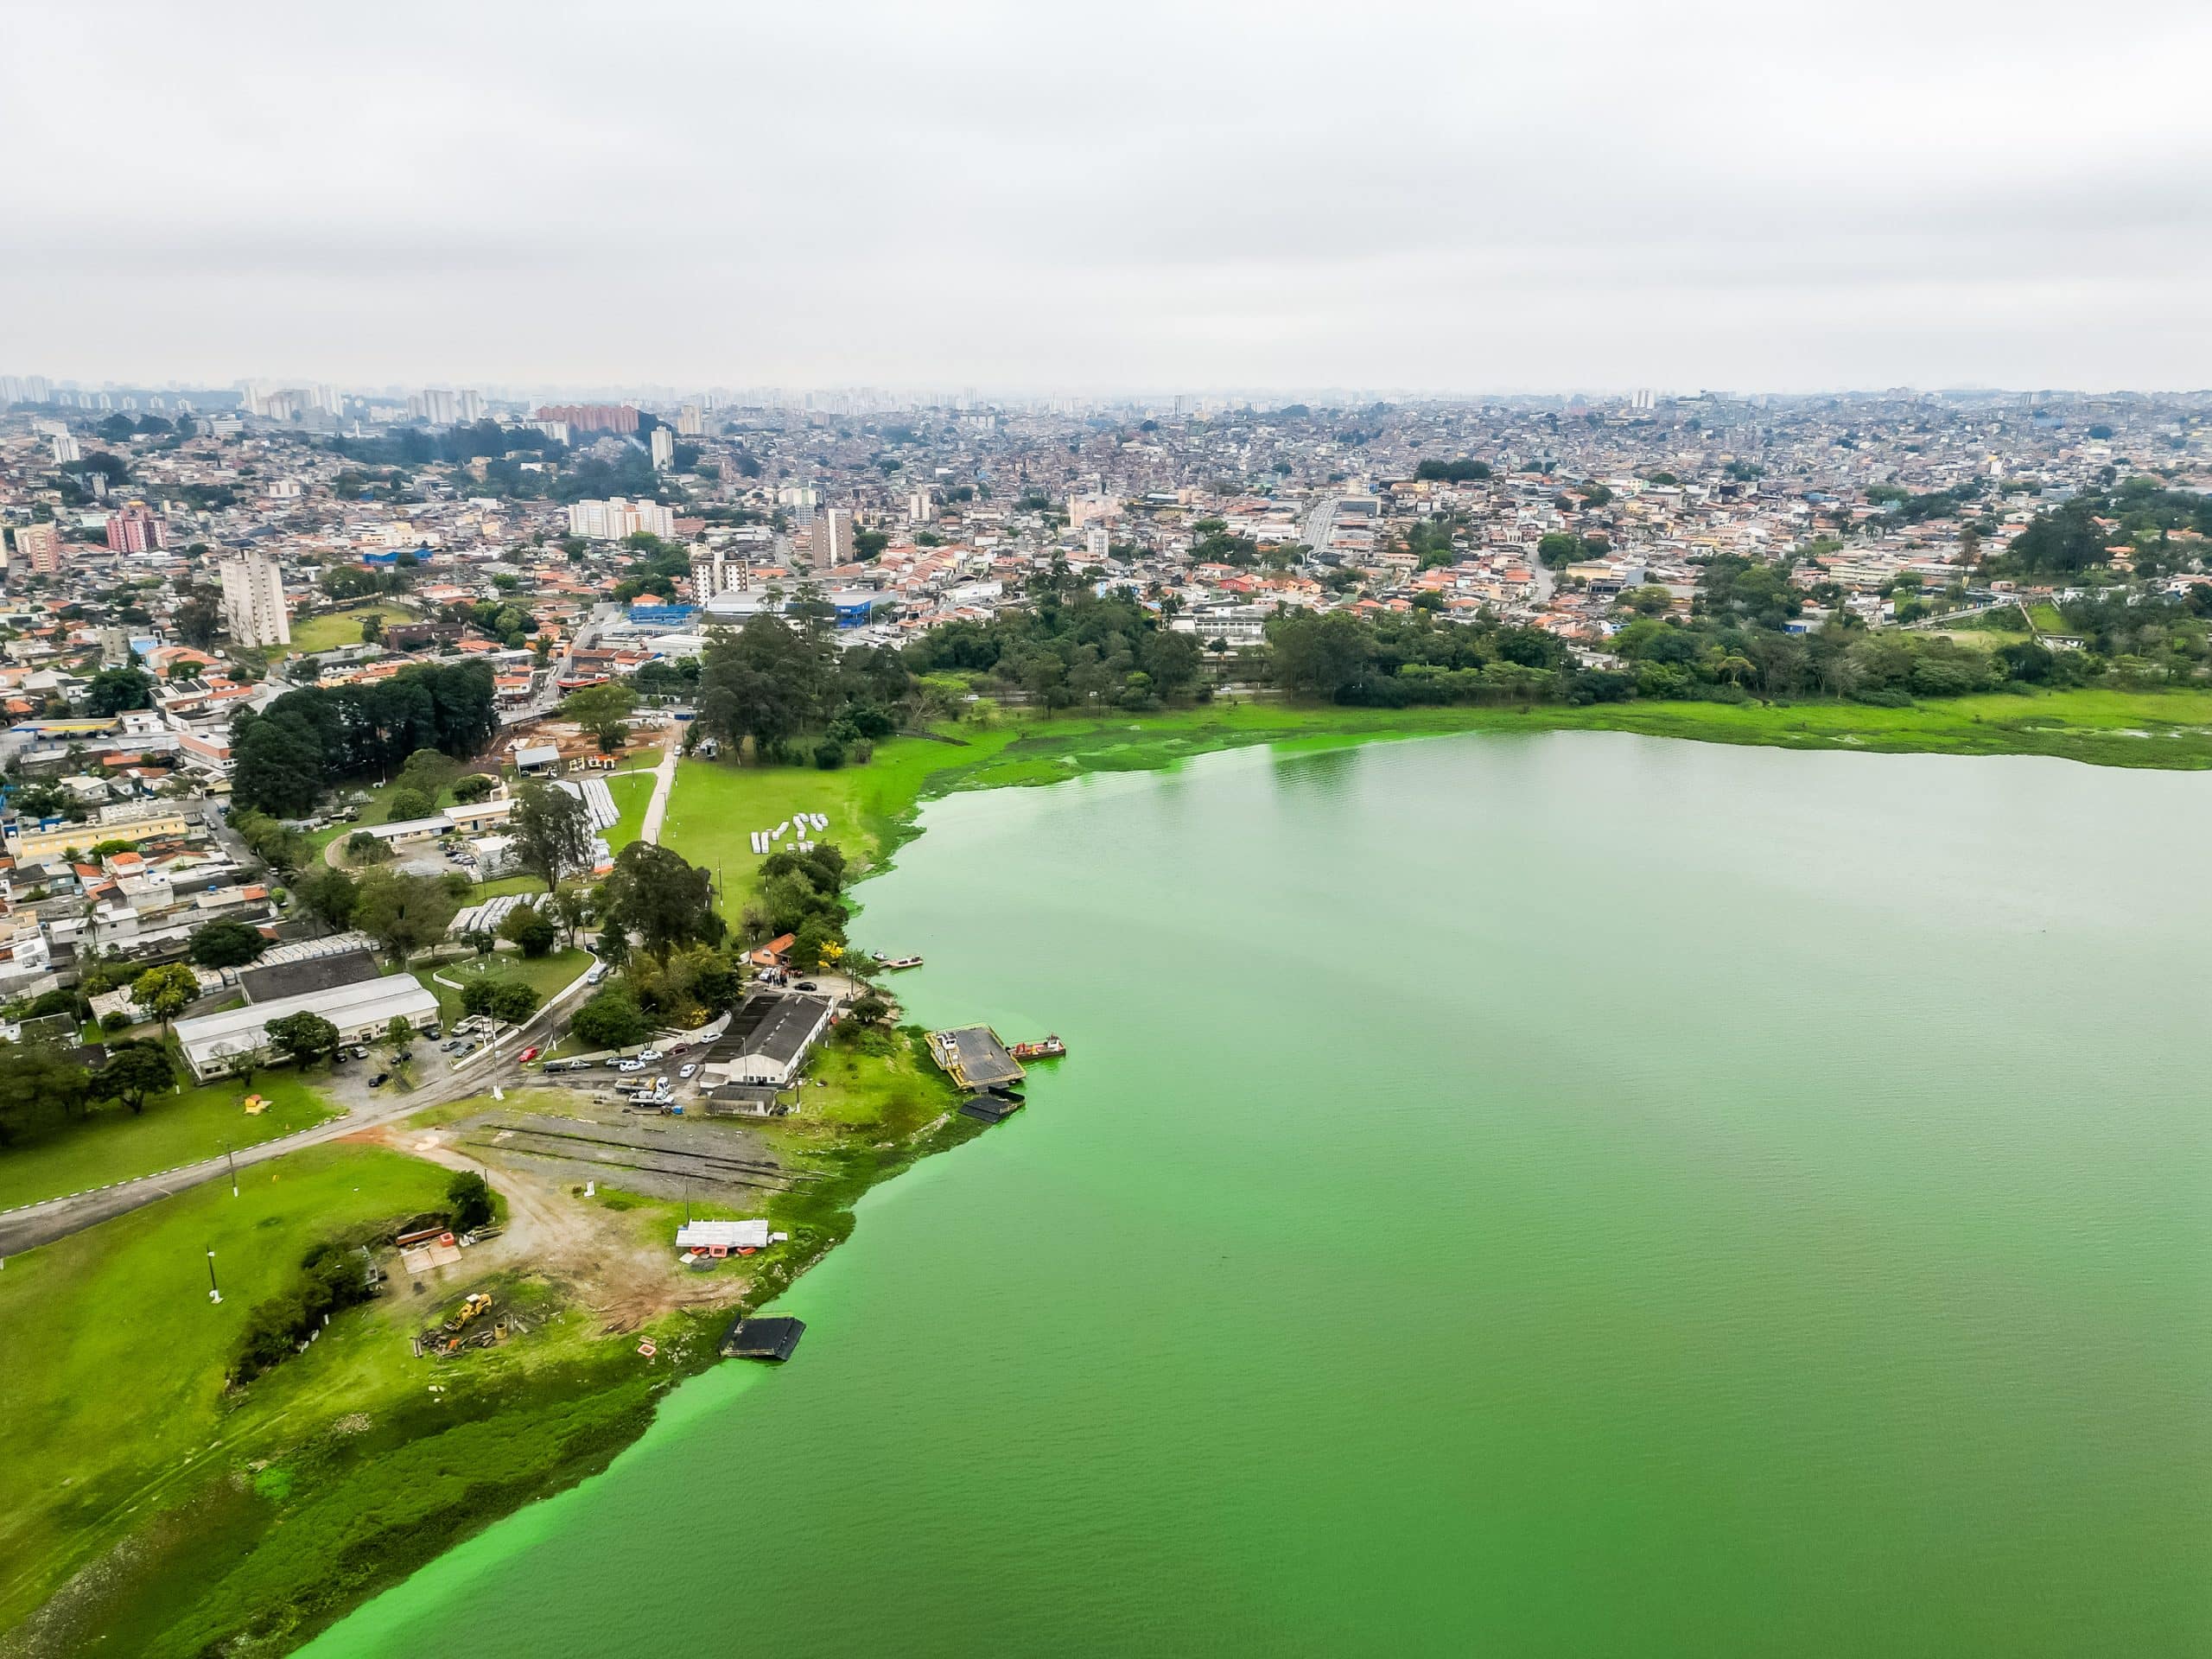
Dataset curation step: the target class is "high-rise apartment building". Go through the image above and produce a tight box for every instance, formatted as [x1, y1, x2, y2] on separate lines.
[50, 432, 79, 465]
[219, 550, 291, 648]
[567, 497, 674, 540]
[676, 403, 704, 437]
[651, 427, 675, 471]
[12, 522, 62, 575]
[690, 544, 745, 601]
[810, 508, 855, 567]
[456, 389, 484, 423]
[105, 504, 168, 555]
[536, 404, 639, 435]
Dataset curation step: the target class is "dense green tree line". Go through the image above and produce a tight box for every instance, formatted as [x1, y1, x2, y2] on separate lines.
[230, 663, 499, 817]
[903, 587, 1203, 711]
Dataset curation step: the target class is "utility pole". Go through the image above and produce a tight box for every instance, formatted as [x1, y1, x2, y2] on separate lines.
[226, 1141, 238, 1198]
[206, 1249, 222, 1305]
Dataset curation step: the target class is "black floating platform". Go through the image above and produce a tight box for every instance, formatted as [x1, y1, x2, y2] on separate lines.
[721, 1315, 806, 1362]
[958, 1094, 1025, 1124]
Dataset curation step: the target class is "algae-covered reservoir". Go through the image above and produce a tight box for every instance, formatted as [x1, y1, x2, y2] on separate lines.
[310, 731, 2212, 1656]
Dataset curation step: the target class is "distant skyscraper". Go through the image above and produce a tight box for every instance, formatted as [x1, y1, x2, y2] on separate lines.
[456, 389, 484, 423]
[50, 432, 79, 465]
[537, 404, 639, 435]
[219, 550, 291, 647]
[677, 403, 704, 437]
[12, 522, 63, 575]
[651, 427, 675, 471]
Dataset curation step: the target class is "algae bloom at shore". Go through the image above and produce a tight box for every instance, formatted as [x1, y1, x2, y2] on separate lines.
[311, 731, 2212, 1658]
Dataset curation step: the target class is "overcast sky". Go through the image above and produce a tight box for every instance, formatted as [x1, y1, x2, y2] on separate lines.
[5, 0, 2209, 395]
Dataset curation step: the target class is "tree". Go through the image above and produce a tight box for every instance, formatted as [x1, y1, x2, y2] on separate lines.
[0, 1041, 92, 1147]
[297, 865, 359, 931]
[130, 963, 200, 1032]
[231, 712, 325, 818]
[570, 985, 650, 1050]
[86, 667, 154, 715]
[353, 868, 462, 964]
[451, 772, 497, 804]
[448, 1170, 494, 1232]
[491, 982, 540, 1025]
[188, 919, 270, 969]
[789, 916, 842, 973]
[265, 1010, 340, 1069]
[499, 904, 558, 957]
[386, 787, 436, 823]
[360, 611, 385, 645]
[601, 841, 718, 960]
[511, 780, 594, 892]
[345, 830, 394, 865]
[95, 1040, 175, 1115]
[561, 682, 639, 753]
[552, 886, 589, 950]
[849, 988, 892, 1026]
[380, 1014, 414, 1057]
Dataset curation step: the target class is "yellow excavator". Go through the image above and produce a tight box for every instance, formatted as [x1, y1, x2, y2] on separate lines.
[445, 1292, 493, 1332]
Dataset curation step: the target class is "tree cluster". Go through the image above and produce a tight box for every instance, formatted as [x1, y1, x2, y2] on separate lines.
[230, 664, 499, 817]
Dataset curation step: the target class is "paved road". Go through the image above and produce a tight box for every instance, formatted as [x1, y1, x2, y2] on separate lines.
[0, 951, 602, 1260]
[636, 730, 681, 847]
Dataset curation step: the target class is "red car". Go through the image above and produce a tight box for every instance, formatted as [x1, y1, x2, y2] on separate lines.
[518, 1046, 541, 1063]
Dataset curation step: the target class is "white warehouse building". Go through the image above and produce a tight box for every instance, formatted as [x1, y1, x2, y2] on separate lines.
[173, 974, 441, 1081]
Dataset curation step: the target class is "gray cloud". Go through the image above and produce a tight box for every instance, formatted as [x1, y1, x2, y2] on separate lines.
[3, 0, 2207, 391]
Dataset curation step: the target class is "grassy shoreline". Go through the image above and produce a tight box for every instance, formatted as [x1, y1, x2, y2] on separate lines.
[11, 683, 2212, 1654]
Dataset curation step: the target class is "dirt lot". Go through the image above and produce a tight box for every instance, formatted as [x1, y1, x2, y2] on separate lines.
[354, 1099, 797, 1332]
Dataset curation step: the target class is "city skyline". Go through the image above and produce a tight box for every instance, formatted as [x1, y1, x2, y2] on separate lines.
[7, 0, 2209, 392]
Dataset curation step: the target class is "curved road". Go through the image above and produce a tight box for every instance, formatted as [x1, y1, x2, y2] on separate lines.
[0, 954, 602, 1259]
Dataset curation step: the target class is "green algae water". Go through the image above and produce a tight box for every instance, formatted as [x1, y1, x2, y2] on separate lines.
[309, 733, 2212, 1656]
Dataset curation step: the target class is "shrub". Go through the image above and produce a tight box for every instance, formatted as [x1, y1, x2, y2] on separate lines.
[447, 1170, 494, 1232]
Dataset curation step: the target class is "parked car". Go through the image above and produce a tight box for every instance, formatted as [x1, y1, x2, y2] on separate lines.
[796, 982, 819, 993]
[678, 1063, 697, 1080]
[351, 1046, 371, 1060]
[638, 1048, 664, 1064]
[616, 1059, 646, 1073]
[425, 1026, 442, 1040]
[369, 1073, 389, 1088]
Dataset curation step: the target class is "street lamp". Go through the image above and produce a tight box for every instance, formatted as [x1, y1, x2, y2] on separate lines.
[226, 1141, 238, 1198]
[206, 1249, 222, 1305]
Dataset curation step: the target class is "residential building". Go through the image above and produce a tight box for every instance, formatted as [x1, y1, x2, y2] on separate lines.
[810, 507, 855, 566]
[568, 497, 674, 540]
[651, 427, 675, 471]
[219, 550, 291, 647]
[105, 503, 167, 554]
[536, 403, 639, 435]
[11, 522, 61, 575]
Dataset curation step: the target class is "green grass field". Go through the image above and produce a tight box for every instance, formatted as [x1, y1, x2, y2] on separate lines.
[2025, 601, 2069, 632]
[603, 769, 656, 855]
[0, 1143, 452, 1629]
[413, 947, 592, 1027]
[0, 1071, 340, 1214]
[286, 601, 418, 657]
[0, 1136, 665, 1654]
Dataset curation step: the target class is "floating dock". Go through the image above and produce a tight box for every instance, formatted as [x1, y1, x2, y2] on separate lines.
[957, 1094, 1024, 1124]
[720, 1315, 806, 1362]
[871, 953, 925, 971]
[926, 1026, 1026, 1090]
